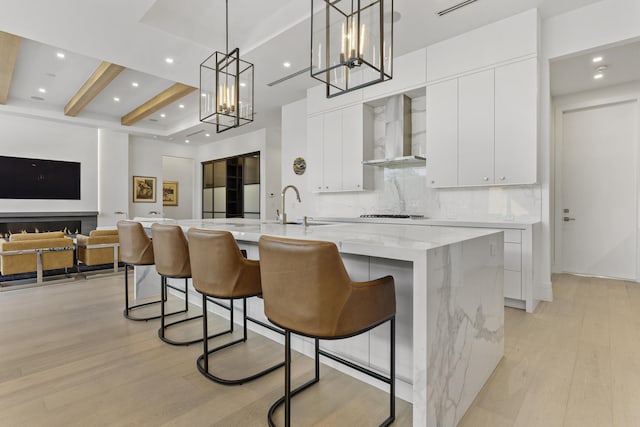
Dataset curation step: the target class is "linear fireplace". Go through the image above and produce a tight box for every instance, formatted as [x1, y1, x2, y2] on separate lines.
[0, 211, 97, 238]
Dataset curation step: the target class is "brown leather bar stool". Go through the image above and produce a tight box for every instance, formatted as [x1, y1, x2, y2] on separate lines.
[117, 220, 162, 321]
[151, 223, 203, 346]
[188, 228, 285, 385]
[259, 235, 396, 427]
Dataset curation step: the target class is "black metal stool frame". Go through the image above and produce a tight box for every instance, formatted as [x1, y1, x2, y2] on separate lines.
[157, 275, 213, 346]
[196, 294, 285, 385]
[123, 262, 167, 321]
[267, 316, 396, 427]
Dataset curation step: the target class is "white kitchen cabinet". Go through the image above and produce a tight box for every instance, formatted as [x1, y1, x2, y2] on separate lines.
[426, 79, 458, 187]
[306, 83, 363, 116]
[362, 48, 427, 101]
[427, 57, 537, 188]
[307, 104, 373, 193]
[458, 69, 495, 185]
[494, 58, 537, 185]
[322, 110, 343, 192]
[306, 114, 324, 192]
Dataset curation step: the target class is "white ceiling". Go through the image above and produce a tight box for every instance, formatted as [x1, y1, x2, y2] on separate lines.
[0, 0, 606, 145]
[550, 39, 640, 96]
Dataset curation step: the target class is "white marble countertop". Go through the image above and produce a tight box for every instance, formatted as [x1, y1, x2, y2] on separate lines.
[144, 218, 502, 260]
[309, 216, 540, 229]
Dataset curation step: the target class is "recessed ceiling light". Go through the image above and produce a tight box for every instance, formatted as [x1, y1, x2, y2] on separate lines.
[160, 113, 166, 118]
[592, 56, 603, 63]
[594, 73, 604, 79]
[132, 82, 139, 87]
[165, 57, 174, 64]
[153, 135, 158, 139]
[179, 104, 185, 109]
[113, 97, 120, 102]
[201, 93, 206, 97]
[240, 82, 246, 87]
[283, 61, 291, 68]
[205, 133, 210, 137]
[38, 88, 46, 93]
[56, 52, 65, 59]
[185, 139, 190, 143]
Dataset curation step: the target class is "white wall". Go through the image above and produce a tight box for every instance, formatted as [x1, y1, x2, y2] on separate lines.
[162, 156, 194, 220]
[98, 129, 129, 227]
[0, 114, 98, 213]
[128, 137, 196, 219]
[197, 128, 281, 220]
[539, 0, 640, 291]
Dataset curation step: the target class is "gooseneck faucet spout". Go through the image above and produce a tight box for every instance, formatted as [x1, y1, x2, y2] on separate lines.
[280, 185, 301, 224]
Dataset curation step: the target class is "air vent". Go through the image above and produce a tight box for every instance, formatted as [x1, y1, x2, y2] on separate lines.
[148, 118, 158, 122]
[267, 67, 311, 87]
[30, 96, 45, 101]
[186, 129, 205, 137]
[437, 0, 479, 16]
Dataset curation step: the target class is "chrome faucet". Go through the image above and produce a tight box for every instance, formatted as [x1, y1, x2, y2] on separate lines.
[280, 185, 301, 224]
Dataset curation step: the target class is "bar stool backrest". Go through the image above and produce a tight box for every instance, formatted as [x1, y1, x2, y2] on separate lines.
[117, 220, 154, 266]
[188, 228, 261, 298]
[150, 223, 191, 278]
[259, 235, 379, 338]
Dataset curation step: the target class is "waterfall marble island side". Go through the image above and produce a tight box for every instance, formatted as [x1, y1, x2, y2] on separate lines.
[135, 219, 504, 427]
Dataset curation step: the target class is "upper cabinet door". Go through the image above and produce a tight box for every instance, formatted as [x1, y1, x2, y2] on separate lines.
[322, 110, 343, 191]
[426, 79, 458, 187]
[458, 69, 495, 186]
[341, 104, 365, 191]
[306, 115, 324, 193]
[495, 58, 537, 185]
[362, 49, 427, 101]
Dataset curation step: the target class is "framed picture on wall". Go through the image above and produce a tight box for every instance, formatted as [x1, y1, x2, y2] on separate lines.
[162, 181, 178, 206]
[133, 176, 156, 203]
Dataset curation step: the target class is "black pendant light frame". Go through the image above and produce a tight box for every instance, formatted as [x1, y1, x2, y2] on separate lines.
[200, 0, 254, 133]
[310, 0, 393, 98]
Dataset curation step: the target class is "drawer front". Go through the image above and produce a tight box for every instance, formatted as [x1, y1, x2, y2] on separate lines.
[504, 242, 522, 271]
[504, 269, 522, 299]
[504, 229, 522, 243]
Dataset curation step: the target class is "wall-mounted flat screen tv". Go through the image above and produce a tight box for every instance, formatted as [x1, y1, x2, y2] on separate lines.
[0, 155, 81, 200]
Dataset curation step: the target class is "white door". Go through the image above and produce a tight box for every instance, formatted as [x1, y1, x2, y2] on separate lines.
[560, 100, 638, 280]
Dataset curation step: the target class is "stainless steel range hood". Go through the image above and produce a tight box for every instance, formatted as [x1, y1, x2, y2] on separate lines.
[362, 94, 426, 167]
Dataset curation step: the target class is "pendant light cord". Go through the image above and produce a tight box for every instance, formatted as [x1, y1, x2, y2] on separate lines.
[225, 0, 229, 55]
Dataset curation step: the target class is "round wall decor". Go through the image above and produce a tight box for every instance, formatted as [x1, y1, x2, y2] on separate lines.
[293, 157, 306, 175]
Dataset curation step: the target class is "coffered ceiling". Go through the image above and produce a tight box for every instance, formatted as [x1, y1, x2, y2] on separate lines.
[0, 0, 603, 145]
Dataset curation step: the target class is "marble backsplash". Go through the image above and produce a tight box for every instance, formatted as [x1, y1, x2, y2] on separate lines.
[305, 95, 542, 221]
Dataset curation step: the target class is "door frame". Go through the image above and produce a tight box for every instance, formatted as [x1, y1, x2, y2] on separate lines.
[553, 92, 640, 280]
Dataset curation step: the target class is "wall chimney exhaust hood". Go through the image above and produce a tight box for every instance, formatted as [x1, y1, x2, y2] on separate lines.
[362, 94, 426, 167]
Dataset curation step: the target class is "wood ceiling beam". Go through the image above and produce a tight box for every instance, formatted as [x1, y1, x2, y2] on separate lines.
[64, 61, 125, 117]
[0, 32, 21, 105]
[121, 83, 197, 126]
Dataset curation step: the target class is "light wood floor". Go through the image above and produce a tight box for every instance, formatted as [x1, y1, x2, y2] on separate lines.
[0, 273, 637, 426]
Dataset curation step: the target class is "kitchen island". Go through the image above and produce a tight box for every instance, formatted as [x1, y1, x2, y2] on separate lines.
[136, 219, 504, 427]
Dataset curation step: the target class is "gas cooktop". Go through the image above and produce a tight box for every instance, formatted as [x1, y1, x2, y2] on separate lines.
[360, 214, 425, 219]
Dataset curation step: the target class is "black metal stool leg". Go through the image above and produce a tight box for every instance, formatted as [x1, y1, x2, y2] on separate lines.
[267, 320, 395, 427]
[284, 331, 291, 427]
[196, 296, 285, 385]
[157, 275, 205, 346]
[123, 263, 163, 321]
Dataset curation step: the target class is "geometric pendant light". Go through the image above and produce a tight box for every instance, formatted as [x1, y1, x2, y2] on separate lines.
[311, 0, 393, 98]
[200, 0, 254, 133]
